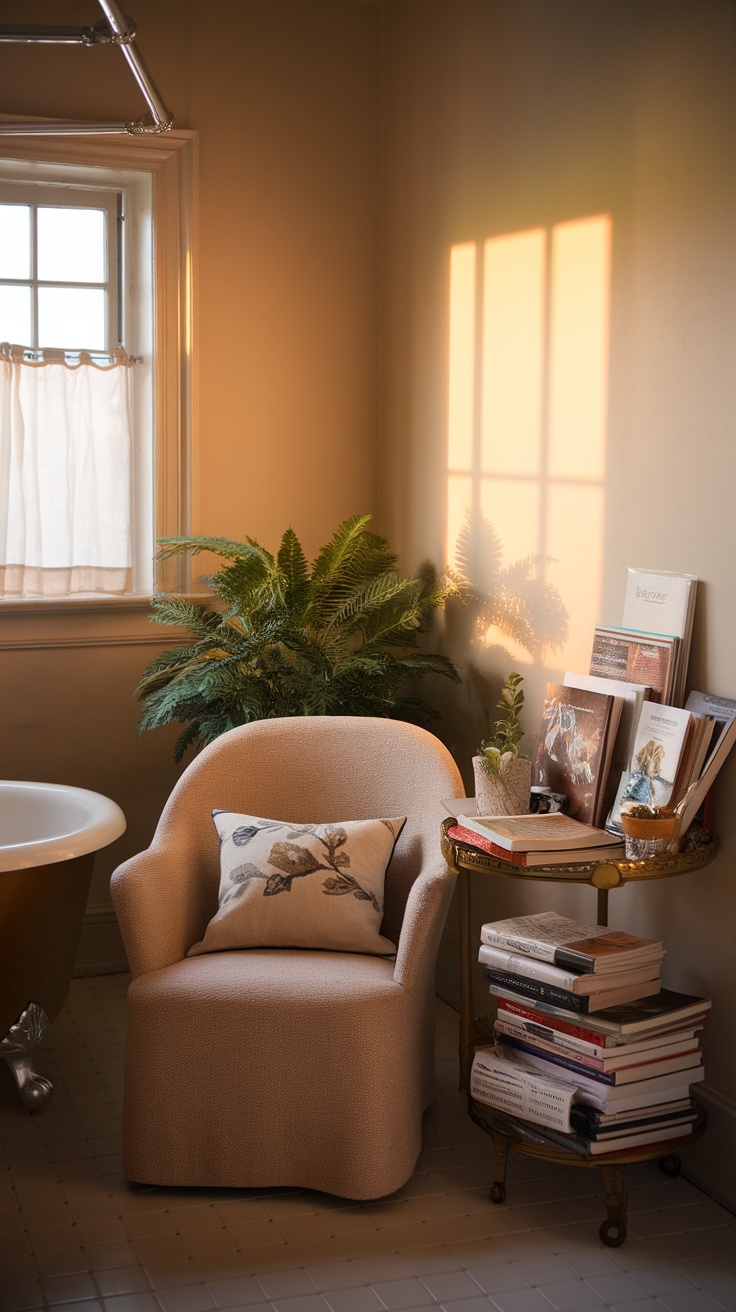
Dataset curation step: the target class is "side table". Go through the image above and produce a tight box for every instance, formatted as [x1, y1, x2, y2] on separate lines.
[440, 817, 717, 1245]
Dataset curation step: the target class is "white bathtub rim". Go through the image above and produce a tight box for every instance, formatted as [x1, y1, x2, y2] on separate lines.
[0, 781, 126, 872]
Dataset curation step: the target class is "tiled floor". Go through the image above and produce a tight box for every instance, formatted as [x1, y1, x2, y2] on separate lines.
[1, 978, 736, 1312]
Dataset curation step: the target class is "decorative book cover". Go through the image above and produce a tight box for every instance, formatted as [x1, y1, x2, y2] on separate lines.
[531, 683, 615, 826]
[589, 627, 678, 704]
[622, 568, 697, 642]
[606, 702, 693, 832]
[622, 569, 697, 706]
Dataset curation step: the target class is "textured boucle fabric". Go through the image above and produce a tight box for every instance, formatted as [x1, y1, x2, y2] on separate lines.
[111, 716, 464, 1198]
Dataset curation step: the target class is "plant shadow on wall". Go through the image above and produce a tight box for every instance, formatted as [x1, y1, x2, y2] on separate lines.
[442, 509, 570, 769]
[135, 515, 461, 761]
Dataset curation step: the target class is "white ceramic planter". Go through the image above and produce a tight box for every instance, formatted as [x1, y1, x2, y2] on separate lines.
[473, 754, 531, 816]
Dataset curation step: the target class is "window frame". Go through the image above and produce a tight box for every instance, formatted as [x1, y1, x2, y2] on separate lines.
[0, 180, 121, 351]
[0, 127, 197, 607]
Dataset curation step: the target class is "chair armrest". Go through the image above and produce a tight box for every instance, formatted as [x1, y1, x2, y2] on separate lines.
[392, 858, 456, 993]
[111, 844, 216, 979]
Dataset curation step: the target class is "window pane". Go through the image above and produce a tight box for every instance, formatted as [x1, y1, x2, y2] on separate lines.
[0, 284, 32, 345]
[37, 206, 106, 283]
[0, 204, 31, 279]
[38, 287, 106, 349]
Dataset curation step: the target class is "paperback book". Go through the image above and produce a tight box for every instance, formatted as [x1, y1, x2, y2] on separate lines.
[606, 702, 697, 833]
[527, 1116, 697, 1158]
[508, 1044, 704, 1110]
[478, 943, 661, 995]
[622, 567, 697, 706]
[495, 1029, 702, 1087]
[484, 967, 661, 1014]
[488, 983, 710, 1040]
[455, 812, 618, 853]
[479, 911, 663, 974]
[448, 823, 624, 870]
[495, 1003, 702, 1062]
[469, 1045, 574, 1132]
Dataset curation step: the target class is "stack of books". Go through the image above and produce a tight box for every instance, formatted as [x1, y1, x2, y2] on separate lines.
[451, 812, 625, 874]
[470, 911, 709, 1156]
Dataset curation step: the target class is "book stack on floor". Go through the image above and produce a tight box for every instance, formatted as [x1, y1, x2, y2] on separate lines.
[470, 911, 709, 1157]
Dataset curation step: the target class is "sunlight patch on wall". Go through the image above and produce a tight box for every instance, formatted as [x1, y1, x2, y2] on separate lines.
[446, 214, 612, 671]
[482, 229, 545, 478]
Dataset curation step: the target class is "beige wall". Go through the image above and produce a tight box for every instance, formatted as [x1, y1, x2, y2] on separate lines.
[379, 0, 736, 1205]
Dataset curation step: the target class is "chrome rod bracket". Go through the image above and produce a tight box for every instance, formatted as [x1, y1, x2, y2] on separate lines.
[0, 2, 172, 135]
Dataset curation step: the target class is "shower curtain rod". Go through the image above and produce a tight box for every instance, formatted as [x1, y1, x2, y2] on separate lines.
[0, 0, 173, 135]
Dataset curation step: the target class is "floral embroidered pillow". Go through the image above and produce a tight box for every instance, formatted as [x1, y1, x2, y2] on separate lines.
[187, 812, 407, 957]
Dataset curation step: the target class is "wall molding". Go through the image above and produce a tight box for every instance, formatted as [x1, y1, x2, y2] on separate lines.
[684, 1083, 736, 1215]
[1, 633, 184, 652]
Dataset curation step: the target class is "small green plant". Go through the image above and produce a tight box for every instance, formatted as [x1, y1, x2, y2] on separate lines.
[477, 671, 527, 779]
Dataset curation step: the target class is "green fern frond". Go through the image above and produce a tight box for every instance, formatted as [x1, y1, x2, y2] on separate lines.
[277, 527, 309, 589]
[310, 515, 373, 584]
[157, 535, 273, 566]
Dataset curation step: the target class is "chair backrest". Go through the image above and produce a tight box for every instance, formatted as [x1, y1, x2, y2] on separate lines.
[154, 715, 463, 946]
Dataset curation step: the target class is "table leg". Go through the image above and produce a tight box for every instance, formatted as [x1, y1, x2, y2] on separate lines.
[489, 1128, 509, 1204]
[458, 868, 474, 1092]
[598, 1163, 628, 1246]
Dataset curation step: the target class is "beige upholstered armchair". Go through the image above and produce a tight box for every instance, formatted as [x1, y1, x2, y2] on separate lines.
[111, 715, 463, 1200]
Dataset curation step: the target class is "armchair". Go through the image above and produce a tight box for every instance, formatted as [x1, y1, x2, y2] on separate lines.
[111, 715, 463, 1199]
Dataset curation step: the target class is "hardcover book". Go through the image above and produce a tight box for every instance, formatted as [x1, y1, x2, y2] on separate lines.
[531, 683, 616, 825]
[589, 626, 678, 704]
[563, 671, 649, 819]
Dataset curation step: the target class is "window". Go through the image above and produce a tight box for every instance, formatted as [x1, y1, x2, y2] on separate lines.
[0, 131, 195, 602]
[0, 183, 121, 351]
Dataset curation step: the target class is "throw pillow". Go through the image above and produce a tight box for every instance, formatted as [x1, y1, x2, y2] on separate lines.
[187, 811, 407, 957]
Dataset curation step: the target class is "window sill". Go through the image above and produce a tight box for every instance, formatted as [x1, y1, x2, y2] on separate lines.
[0, 594, 213, 651]
[0, 593, 211, 616]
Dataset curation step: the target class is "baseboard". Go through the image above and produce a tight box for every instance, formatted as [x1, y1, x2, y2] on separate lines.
[73, 902, 129, 977]
[685, 1084, 736, 1216]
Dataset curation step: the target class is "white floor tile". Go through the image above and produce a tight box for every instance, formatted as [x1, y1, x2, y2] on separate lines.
[0, 983, 733, 1312]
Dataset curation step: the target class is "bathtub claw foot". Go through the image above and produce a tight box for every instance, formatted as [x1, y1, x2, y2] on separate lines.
[1, 1003, 54, 1111]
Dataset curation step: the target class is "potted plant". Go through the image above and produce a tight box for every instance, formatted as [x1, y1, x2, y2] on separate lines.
[136, 514, 461, 760]
[473, 671, 531, 815]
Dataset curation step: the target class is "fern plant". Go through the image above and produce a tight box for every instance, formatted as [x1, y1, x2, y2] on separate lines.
[136, 514, 461, 760]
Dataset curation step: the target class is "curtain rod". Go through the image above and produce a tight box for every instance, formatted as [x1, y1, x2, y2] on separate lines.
[0, 0, 173, 136]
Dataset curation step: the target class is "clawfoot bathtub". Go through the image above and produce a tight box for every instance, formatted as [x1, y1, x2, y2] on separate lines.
[0, 782, 126, 1110]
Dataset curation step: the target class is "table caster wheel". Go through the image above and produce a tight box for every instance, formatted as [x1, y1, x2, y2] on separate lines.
[599, 1219, 626, 1247]
[660, 1154, 681, 1177]
[489, 1181, 506, 1204]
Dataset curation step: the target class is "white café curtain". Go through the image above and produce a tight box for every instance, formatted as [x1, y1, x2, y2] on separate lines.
[0, 343, 133, 597]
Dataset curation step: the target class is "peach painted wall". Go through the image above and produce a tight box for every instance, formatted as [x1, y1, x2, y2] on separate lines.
[378, 0, 736, 1206]
[0, 0, 382, 957]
